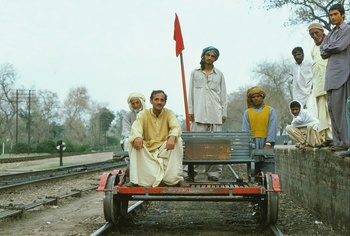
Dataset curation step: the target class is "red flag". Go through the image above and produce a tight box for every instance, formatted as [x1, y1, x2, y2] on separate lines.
[173, 13, 184, 57]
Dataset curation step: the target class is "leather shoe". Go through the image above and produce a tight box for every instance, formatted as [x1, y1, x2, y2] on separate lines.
[339, 149, 350, 157]
[208, 176, 219, 181]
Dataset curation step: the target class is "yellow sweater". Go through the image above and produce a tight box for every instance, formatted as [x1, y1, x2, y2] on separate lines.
[129, 108, 182, 151]
[247, 105, 270, 138]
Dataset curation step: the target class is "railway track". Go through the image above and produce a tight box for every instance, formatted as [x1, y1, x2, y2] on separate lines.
[0, 152, 87, 164]
[90, 200, 285, 235]
[91, 201, 147, 236]
[0, 158, 127, 220]
[0, 185, 97, 220]
[0, 160, 125, 190]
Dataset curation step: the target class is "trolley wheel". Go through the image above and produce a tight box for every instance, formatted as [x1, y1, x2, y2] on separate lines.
[259, 173, 279, 225]
[103, 175, 129, 224]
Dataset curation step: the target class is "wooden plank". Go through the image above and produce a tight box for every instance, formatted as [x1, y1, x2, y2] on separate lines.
[184, 138, 231, 160]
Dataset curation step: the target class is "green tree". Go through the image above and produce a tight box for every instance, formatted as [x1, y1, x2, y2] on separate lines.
[112, 109, 126, 148]
[99, 107, 115, 145]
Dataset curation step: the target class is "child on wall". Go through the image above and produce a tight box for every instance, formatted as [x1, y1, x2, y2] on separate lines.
[286, 100, 322, 149]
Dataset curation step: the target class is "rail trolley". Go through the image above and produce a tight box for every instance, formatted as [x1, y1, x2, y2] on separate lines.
[97, 131, 282, 226]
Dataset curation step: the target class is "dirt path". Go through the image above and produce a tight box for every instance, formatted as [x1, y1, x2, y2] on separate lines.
[1, 190, 105, 235]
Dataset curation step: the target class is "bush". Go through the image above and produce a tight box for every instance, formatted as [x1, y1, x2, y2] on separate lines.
[12, 142, 29, 154]
[62, 141, 90, 153]
[36, 140, 56, 154]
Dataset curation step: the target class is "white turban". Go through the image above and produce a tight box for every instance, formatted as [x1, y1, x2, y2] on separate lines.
[127, 92, 146, 111]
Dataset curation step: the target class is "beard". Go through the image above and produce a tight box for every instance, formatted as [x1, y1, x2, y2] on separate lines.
[134, 106, 143, 113]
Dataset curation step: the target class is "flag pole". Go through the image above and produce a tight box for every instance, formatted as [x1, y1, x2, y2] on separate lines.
[179, 52, 190, 131]
[174, 13, 190, 131]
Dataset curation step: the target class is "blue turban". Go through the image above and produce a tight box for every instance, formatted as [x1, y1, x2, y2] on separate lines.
[201, 46, 220, 61]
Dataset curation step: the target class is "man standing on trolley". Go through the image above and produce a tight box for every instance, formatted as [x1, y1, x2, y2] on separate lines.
[242, 86, 278, 175]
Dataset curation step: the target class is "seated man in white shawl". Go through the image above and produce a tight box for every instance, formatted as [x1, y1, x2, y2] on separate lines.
[286, 100, 322, 149]
[127, 90, 185, 187]
[120, 92, 146, 151]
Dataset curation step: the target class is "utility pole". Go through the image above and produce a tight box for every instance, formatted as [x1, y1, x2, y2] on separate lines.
[27, 90, 35, 154]
[28, 90, 31, 154]
[13, 89, 35, 153]
[14, 89, 27, 146]
[15, 89, 19, 146]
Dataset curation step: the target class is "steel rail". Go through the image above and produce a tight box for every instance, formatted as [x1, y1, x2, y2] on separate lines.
[90, 201, 145, 236]
[0, 152, 88, 164]
[0, 161, 126, 190]
[269, 224, 284, 236]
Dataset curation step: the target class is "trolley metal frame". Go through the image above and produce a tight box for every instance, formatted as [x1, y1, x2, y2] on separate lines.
[98, 131, 282, 226]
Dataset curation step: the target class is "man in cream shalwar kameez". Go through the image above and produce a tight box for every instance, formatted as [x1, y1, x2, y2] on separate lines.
[308, 23, 333, 146]
[128, 90, 184, 187]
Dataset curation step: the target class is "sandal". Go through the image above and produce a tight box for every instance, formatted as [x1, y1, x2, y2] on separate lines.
[295, 143, 306, 149]
[316, 140, 333, 149]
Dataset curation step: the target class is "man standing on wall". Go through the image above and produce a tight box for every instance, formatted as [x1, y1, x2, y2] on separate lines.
[290, 47, 314, 112]
[308, 23, 333, 148]
[320, 3, 350, 151]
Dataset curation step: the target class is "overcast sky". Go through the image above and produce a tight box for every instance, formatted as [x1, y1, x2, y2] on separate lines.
[0, 0, 315, 116]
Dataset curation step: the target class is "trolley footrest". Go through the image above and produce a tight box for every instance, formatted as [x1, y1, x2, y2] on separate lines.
[116, 184, 265, 196]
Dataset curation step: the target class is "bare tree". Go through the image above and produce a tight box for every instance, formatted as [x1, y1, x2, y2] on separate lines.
[0, 63, 17, 144]
[259, 0, 348, 31]
[62, 86, 91, 144]
[251, 58, 293, 135]
[30, 90, 61, 143]
[223, 87, 249, 131]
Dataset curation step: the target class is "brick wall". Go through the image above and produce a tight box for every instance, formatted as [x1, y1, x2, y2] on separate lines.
[276, 146, 350, 234]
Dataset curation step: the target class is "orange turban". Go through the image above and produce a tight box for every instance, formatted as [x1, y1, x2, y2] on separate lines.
[246, 86, 266, 108]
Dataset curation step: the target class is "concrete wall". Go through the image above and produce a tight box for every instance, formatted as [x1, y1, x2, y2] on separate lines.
[276, 146, 350, 234]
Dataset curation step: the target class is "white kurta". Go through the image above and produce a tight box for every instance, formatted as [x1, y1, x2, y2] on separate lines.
[188, 67, 227, 124]
[310, 44, 332, 140]
[290, 60, 313, 108]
